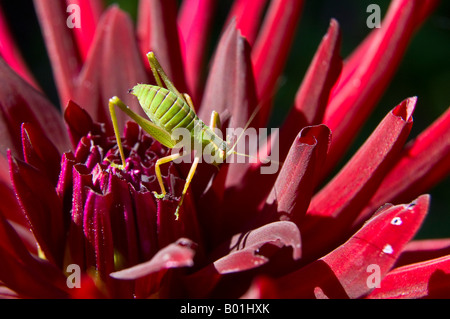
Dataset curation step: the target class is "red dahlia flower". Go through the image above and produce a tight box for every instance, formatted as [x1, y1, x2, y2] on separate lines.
[0, 0, 449, 299]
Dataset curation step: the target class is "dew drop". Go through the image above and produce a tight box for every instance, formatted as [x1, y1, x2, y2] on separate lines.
[391, 217, 402, 225]
[383, 244, 394, 254]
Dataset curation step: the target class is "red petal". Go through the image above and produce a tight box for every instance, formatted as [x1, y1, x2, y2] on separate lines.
[212, 221, 301, 274]
[65, 0, 103, 61]
[137, 0, 152, 65]
[33, 0, 81, 106]
[63, 100, 104, 149]
[0, 6, 39, 89]
[0, 248, 69, 298]
[0, 58, 70, 158]
[367, 254, 450, 299]
[0, 212, 69, 298]
[361, 106, 450, 216]
[82, 190, 115, 283]
[263, 125, 331, 226]
[110, 238, 196, 280]
[226, 0, 268, 46]
[74, 6, 149, 134]
[106, 174, 139, 269]
[240, 276, 280, 299]
[302, 98, 415, 259]
[395, 239, 450, 268]
[130, 187, 158, 260]
[271, 195, 429, 299]
[0, 178, 27, 227]
[198, 21, 258, 217]
[156, 188, 202, 251]
[323, 0, 439, 174]
[0, 206, 37, 263]
[148, 0, 187, 92]
[65, 163, 92, 268]
[279, 19, 341, 159]
[70, 274, 107, 299]
[251, 0, 304, 126]
[178, 0, 216, 103]
[8, 151, 66, 266]
[199, 19, 257, 130]
[21, 123, 61, 185]
[0, 282, 18, 299]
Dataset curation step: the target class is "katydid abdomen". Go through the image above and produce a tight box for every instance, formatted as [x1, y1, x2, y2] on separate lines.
[131, 84, 197, 133]
[131, 83, 227, 154]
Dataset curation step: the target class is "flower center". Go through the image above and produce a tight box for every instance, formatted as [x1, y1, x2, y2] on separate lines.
[77, 121, 171, 193]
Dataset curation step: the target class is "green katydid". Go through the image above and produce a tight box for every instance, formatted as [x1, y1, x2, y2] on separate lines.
[108, 52, 259, 219]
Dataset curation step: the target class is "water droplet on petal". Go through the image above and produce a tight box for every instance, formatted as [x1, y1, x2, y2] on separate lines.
[383, 244, 394, 254]
[391, 217, 402, 225]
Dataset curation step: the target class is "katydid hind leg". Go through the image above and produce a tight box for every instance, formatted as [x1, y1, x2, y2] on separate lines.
[146, 52, 185, 102]
[175, 155, 200, 220]
[108, 97, 128, 169]
[153, 152, 184, 198]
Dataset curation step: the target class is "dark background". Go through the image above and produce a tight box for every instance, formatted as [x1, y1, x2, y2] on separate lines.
[1, 0, 449, 239]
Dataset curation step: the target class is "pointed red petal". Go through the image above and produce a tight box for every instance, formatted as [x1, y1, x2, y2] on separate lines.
[302, 98, 415, 259]
[395, 239, 450, 267]
[74, 6, 149, 133]
[148, 0, 187, 92]
[251, 0, 304, 126]
[199, 20, 257, 129]
[63, 100, 104, 148]
[82, 190, 115, 283]
[0, 58, 70, 158]
[272, 195, 429, 299]
[178, 0, 215, 103]
[107, 174, 139, 269]
[280, 19, 341, 159]
[323, 0, 439, 173]
[198, 21, 258, 216]
[110, 238, 196, 280]
[8, 152, 66, 266]
[212, 221, 301, 274]
[0, 199, 69, 298]
[362, 106, 450, 216]
[264, 125, 331, 226]
[226, 0, 268, 46]
[21, 122, 61, 185]
[65, 163, 91, 268]
[156, 188, 201, 251]
[130, 187, 158, 260]
[33, 0, 81, 106]
[367, 254, 450, 299]
[137, 0, 152, 64]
